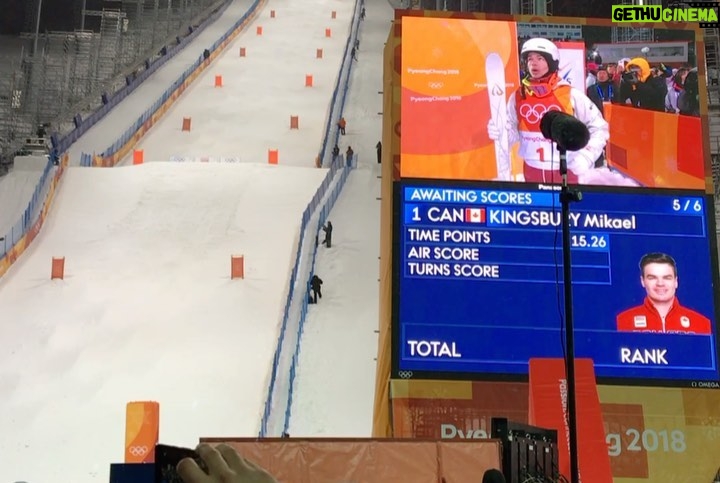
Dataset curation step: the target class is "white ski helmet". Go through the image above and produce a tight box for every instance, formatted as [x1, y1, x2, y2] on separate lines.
[521, 38, 560, 73]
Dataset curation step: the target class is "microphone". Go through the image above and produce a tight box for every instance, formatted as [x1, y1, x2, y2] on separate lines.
[482, 469, 507, 483]
[539, 111, 590, 152]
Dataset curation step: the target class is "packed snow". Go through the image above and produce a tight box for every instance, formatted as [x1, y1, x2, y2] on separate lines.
[0, 0, 382, 483]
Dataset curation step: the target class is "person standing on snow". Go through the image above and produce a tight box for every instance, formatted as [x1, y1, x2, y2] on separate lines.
[310, 274, 323, 304]
[487, 37, 609, 184]
[338, 117, 347, 135]
[321, 221, 333, 248]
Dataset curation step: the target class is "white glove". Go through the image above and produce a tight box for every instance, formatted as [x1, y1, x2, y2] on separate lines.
[568, 152, 593, 176]
[487, 119, 500, 141]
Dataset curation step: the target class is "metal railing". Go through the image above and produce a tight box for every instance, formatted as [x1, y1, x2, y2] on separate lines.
[0, 0, 222, 174]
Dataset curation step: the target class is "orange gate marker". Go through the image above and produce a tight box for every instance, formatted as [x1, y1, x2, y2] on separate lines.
[305, 75, 313, 87]
[239, 47, 246, 57]
[231, 255, 245, 279]
[214, 75, 223, 87]
[133, 150, 144, 165]
[51, 257, 65, 280]
[256, 26, 263, 35]
[268, 149, 279, 164]
[316, 48, 323, 59]
[290, 116, 299, 129]
[325, 28, 331, 38]
[182, 117, 192, 132]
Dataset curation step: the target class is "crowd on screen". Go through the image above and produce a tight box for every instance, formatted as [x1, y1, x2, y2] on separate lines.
[584, 54, 700, 117]
[516, 36, 700, 117]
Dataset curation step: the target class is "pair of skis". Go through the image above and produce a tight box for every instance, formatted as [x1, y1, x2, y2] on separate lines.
[486, 53, 512, 181]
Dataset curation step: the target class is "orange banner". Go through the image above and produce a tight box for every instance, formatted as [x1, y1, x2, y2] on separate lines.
[389, 379, 720, 481]
[400, 17, 520, 182]
[605, 104, 704, 190]
[528, 358, 613, 483]
[124, 401, 159, 463]
[200, 438, 502, 483]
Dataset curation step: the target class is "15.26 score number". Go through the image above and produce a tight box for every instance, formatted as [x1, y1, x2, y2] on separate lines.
[570, 234, 608, 248]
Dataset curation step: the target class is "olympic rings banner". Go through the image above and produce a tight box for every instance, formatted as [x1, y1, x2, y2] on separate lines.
[398, 16, 706, 191]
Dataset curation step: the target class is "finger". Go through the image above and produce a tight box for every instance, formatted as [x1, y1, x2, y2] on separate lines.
[177, 457, 209, 483]
[196, 443, 231, 476]
[216, 444, 246, 470]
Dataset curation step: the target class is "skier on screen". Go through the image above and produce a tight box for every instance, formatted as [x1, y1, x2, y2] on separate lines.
[487, 38, 609, 184]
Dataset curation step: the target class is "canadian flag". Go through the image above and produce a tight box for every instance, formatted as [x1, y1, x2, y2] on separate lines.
[465, 207, 486, 223]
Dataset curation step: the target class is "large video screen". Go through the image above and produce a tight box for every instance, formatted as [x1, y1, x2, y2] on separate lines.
[392, 180, 720, 386]
[399, 17, 704, 190]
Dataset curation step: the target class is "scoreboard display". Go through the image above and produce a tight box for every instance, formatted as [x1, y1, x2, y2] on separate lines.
[392, 180, 720, 386]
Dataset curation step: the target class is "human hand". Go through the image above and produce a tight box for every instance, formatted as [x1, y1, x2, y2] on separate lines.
[177, 443, 279, 483]
[487, 119, 500, 141]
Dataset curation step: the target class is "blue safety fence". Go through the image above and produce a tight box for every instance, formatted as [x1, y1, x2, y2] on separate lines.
[282, 156, 354, 434]
[317, 0, 363, 168]
[259, 156, 347, 438]
[0, 159, 55, 258]
[258, 0, 363, 438]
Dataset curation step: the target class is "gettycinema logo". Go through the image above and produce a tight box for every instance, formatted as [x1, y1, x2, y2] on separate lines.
[612, 1, 719, 27]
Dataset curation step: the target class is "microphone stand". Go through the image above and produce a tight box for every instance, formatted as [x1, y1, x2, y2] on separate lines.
[558, 146, 581, 483]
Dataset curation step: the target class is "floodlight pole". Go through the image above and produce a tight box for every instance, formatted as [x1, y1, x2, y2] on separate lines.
[559, 147, 581, 483]
[33, 0, 43, 56]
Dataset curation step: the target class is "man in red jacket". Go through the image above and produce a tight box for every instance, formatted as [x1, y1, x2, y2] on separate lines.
[616, 252, 712, 334]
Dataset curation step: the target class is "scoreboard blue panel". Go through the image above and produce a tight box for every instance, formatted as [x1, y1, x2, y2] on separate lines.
[393, 181, 720, 386]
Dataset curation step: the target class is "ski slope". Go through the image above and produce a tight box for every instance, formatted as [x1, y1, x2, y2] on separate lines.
[119, 0, 355, 167]
[0, 0, 356, 482]
[0, 163, 327, 483]
[288, 0, 389, 436]
[65, 0, 257, 165]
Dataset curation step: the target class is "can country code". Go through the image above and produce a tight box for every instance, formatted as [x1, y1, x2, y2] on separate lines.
[404, 205, 705, 236]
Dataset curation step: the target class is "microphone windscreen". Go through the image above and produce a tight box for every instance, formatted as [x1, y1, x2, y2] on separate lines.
[539, 110, 562, 141]
[552, 114, 590, 151]
[482, 469, 507, 483]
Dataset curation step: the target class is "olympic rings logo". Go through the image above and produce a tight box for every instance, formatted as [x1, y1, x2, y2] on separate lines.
[519, 104, 562, 124]
[397, 371, 414, 379]
[128, 446, 149, 456]
[428, 82, 444, 89]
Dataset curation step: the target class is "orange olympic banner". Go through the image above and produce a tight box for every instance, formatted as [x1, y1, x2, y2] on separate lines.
[400, 17, 521, 182]
[199, 438, 502, 482]
[124, 401, 159, 463]
[605, 104, 705, 190]
[528, 358, 612, 483]
[389, 379, 720, 481]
